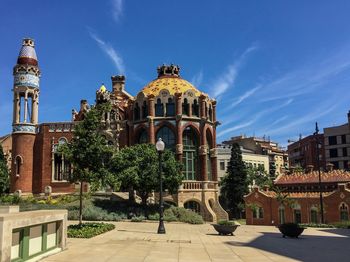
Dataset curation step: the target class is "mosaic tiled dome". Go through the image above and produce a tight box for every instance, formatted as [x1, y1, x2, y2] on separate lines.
[17, 38, 38, 66]
[140, 65, 201, 96]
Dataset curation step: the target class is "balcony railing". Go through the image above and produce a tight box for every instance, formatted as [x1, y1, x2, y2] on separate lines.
[180, 180, 218, 191]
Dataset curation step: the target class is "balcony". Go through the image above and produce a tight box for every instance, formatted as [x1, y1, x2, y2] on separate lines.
[180, 180, 218, 191]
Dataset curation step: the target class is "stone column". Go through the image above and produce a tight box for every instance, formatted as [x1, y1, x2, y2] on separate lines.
[200, 95, 206, 119]
[148, 96, 155, 144]
[13, 92, 20, 124]
[23, 91, 28, 123]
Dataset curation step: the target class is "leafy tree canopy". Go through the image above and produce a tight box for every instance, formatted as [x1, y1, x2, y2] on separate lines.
[246, 166, 273, 188]
[0, 144, 9, 195]
[111, 143, 183, 205]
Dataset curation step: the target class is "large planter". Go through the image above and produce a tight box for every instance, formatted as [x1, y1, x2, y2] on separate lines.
[278, 223, 305, 238]
[212, 224, 240, 235]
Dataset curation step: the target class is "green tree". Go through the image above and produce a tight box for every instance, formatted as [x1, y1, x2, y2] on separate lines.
[246, 166, 273, 188]
[59, 102, 115, 225]
[0, 145, 10, 195]
[220, 143, 249, 218]
[111, 143, 183, 206]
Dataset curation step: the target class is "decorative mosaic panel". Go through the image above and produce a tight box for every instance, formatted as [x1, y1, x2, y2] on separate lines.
[18, 45, 37, 60]
[12, 124, 36, 133]
[14, 73, 39, 88]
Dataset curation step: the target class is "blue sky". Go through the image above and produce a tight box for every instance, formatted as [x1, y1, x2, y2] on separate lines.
[1, 0, 350, 147]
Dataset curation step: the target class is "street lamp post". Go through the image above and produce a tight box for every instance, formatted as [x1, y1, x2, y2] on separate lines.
[314, 122, 325, 224]
[156, 138, 166, 234]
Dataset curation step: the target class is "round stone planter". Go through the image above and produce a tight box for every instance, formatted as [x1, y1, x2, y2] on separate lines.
[212, 224, 240, 235]
[278, 223, 305, 238]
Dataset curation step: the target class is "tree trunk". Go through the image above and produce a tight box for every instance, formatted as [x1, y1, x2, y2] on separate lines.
[128, 186, 135, 203]
[79, 182, 83, 226]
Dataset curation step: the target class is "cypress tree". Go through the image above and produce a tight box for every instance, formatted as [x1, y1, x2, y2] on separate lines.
[220, 143, 248, 218]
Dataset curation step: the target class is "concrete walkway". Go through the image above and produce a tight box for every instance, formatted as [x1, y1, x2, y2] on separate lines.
[42, 222, 350, 262]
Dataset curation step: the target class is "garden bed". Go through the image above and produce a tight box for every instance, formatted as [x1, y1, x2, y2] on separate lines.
[67, 223, 115, 238]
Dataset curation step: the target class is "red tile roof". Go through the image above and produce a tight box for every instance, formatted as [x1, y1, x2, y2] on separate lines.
[275, 170, 350, 185]
[262, 190, 331, 198]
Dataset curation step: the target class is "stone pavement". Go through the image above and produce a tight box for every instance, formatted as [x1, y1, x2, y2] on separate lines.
[42, 222, 350, 262]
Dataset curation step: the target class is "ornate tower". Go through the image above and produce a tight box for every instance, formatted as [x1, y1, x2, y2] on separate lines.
[10, 38, 40, 194]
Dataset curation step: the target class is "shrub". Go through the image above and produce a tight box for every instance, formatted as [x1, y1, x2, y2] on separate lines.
[165, 206, 204, 224]
[217, 220, 237, 226]
[68, 223, 115, 238]
[332, 221, 350, 229]
[0, 194, 21, 204]
[131, 216, 145, 222]
[299, 223, 334, 228]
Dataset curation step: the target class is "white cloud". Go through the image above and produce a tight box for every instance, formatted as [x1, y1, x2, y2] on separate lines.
[211, 44, 258, 99]
[88, 30, 125, 74]
[217, 119, 256, 138]
[191, 71, 203, 87]
[111, 0, 123, 22]
[229, 84, 262, 108]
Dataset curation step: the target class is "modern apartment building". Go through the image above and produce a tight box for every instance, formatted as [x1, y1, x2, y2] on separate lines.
[217, 144, 269, 181]
[324, 111, 350, 170]
[222, 136, 288, 176]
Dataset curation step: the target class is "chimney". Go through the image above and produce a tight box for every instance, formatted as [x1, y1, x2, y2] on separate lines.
[306, 165, 314, 173]
[111, 75, 125, 93]
[326, 163, 334, 172]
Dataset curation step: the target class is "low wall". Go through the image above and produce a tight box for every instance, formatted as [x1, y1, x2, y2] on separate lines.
[0, 207, 67, 262]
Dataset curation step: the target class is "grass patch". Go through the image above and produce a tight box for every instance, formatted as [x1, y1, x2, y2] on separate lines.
[67, 223, 115, 238]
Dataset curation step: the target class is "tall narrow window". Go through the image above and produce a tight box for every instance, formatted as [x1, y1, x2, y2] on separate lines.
[134, 102, 140, 121]
[294, 209, 301, 223]
[192, 99, 199, 117]
[310, 207, 318, 223]
[182, 127, 198, 180]
[156, 126, 175, 151]
[206, 131, 212, 181]
[253, 206, 264, 219]
[138, 129, 148, 144]
[182, 98, 189, 116]
[155, 99, 164, 117]
[15, 156, 22, 175]
[166, 98, 175, 116]
[208, 105, 213, 121]
[142, 101, 148, 119]
[53, 138, 71, 181]
[340, 203, 349, 221]
[279, 206, 285, 224]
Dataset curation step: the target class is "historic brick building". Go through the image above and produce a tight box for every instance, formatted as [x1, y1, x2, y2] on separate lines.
[244, 165, 350, 225]
[9, 38, 227, 222]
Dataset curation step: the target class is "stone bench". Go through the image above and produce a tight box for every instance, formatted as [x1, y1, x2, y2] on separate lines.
[0, 206, 67, 262]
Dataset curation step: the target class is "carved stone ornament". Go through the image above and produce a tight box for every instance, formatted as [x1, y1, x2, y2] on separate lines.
[340, 193, 345, 199]
[176, 144, 183, 154]
[199, 145, 208, 155]
[210, 148, 218, 158]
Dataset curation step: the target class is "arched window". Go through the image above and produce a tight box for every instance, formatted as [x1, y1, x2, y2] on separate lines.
[166, 98, 175, 116]
[208, 105, 213, 121]
[138, 129, 148, 144]
[184, 201, 201, 214]
[192, 99, 199, 117]
[156, 126, 175, 151]
[293, 204, 302, 224]
[155, 98, 164, 117]
[182, 127, 198, 180]
[53, 138, 71, 182]
[142, 101, 148, 119]
[253, 206, 264, 219]
[206, 131, 213, 181]
[340, 203, 349, 221]
[15, 155, 22, 176]
[279, 205, 285, 224]
[182, 98, 189, 116]
[134, 102, 140, 121]
[310, 206, 318, 223]
[110, 110, 116, 121]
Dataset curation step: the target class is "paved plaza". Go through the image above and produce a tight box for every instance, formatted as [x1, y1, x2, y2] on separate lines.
[41, 222, 350, 262]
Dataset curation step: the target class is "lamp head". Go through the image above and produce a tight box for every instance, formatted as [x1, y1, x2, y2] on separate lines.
[156, 138, 165, 152]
